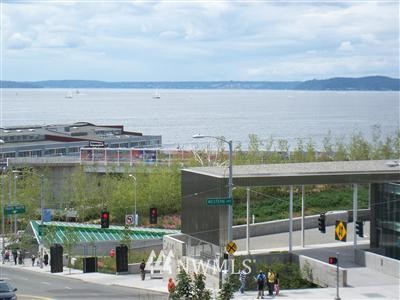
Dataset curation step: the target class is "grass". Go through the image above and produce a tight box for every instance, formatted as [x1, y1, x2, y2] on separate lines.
[233, 184, 369, 225]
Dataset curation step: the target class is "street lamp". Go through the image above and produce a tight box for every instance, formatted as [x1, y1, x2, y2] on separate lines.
[12, 170, 44, 268]
[129, 174, 137, 227]
[192, 134, 233, 273]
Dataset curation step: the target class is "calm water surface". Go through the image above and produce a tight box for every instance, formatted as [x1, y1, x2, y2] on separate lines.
[1, 89, 399, 148]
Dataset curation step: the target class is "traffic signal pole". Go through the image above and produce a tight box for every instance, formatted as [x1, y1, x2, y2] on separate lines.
[353, 184, 358, 249]
[335, 252, 341, 300]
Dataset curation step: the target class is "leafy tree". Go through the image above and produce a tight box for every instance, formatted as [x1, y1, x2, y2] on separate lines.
[217, 277, 235, 300]
[334, 137, 348, 161]
[349, 132, 371, 160]
[292, 138, 305, 162]
[62, 226, 80, 274]
[305, 138, 316, 162]
[42, 225, 58, 249]
[192, 272, 211, 300]
[175, 267, 193, 299]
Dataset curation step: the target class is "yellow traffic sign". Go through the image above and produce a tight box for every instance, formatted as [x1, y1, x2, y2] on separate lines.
[335, 220, 347, 242]
[225, 241, 237, 255]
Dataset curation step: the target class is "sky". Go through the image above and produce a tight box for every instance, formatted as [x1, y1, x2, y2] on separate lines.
[1, 0, 399, 81]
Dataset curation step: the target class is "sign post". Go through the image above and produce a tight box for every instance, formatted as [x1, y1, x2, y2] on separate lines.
[335, 252, 341, 300]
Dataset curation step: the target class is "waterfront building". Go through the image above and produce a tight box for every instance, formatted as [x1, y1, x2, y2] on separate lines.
[0, 121, 162, 162]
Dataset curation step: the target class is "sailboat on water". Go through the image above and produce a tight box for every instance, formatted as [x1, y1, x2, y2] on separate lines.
[152, 89, 161, 99]
[65, 90, 73, 99]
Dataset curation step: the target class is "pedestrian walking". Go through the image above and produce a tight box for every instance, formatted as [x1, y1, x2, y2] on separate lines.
[167, 278, 176, 299]
[267, 268, 275, 296]
[12, 249, 17, 265]
[18, 250, 23, 265]
[44, 251, 49, 266]
[239, 267, 246, 294]
[139, 259, 146, 280]
[274, 273, 280, 295]
[31, 253, 36, 267]
[256, 270, 266, 299]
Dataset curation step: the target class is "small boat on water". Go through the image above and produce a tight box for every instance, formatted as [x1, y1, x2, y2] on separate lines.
[152, 90, 161, 99]
[65, 91, 73, 99]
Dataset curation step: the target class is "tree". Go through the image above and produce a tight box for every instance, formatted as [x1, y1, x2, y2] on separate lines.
[175, 267, 193, 299]
[217, 277, 235, 300]
[62, 227, 80, 274]
[193, 272, 211, 300]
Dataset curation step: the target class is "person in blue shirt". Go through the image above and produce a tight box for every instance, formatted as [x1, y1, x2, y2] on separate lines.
[256, 270, 266, 299]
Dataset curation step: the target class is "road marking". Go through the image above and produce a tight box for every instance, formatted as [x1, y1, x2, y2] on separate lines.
[19, 295, 54, 300]
[41, 281, 50, 285]
[19, 276, 29, 280]
[65, 286, 72, 289]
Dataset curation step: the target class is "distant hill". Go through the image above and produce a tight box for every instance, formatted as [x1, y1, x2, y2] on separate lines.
[295, 76, 400, 91]
[1, 76, 399, 90]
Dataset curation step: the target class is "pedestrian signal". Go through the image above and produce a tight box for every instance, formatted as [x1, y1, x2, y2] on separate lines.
[356, 220, 364, 237]
[101, 210, 110, 228]
[328, 257, 337, 265]
[318, 213, 326, 233]
[149, 207, 157, 224]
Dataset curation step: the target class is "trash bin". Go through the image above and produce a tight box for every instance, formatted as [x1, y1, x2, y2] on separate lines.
[83, 257, 97, 273]
[50, 244, 63, 273]
[116, 245, 128, 274]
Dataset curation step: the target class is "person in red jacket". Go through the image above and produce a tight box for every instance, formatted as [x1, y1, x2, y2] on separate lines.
[168, 278, 176, 299]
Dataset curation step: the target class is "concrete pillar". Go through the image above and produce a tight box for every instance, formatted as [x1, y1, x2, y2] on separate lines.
[289, 186, 293, 252]
[353, 183, 358, 248]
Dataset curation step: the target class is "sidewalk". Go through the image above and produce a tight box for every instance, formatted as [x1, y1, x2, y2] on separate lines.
[3, 259, 399, 299]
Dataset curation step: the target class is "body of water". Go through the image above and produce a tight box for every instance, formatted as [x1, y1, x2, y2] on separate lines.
[1, 89, 399, 149]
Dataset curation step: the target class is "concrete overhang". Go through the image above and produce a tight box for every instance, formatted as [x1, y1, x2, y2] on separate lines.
[182, 160, 400, 186]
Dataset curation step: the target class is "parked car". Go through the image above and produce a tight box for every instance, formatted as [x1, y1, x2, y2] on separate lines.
[0, 279, 17, 300]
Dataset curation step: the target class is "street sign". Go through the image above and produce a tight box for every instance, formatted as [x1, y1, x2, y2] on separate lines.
[43, 209, 52, 222]
[335, 220, 347, 242]
[225, 241, 237, 255]
[125, 214, 134, 225]
[207, 198, 233, 206]
[4, 204, 26, 215]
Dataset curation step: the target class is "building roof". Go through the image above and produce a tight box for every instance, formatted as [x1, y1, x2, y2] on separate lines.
[182, 160, 400, 186]
[29, 220, 179, 244]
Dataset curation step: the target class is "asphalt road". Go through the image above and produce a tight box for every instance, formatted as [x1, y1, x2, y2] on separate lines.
[0, 267, 167, 300]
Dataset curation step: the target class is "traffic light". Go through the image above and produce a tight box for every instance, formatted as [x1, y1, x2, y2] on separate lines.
[149, 207, 157, 224]
[328, 257, 338, 265]
[101, 210, 110, 228]
[318, 213, 326, 233]
[356, 220, 363, 237]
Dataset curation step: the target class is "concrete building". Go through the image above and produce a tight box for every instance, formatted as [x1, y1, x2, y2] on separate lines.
[180, 160, 400, 256]
[0, 121, 162, 163]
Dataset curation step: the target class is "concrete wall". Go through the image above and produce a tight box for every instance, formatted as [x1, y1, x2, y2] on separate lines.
[233, 209, 370, 239]
[354, 248, 400, 278]
[298, 255, 347, 287]
[181, 171, 228, 246]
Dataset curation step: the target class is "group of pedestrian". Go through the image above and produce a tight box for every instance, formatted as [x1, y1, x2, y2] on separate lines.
[9, 249, 25, 265]
[256, 269, 279, 298]
[238, 267, 280, 298]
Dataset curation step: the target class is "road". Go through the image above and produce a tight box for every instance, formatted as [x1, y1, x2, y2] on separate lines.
[0, 267, 167, 300]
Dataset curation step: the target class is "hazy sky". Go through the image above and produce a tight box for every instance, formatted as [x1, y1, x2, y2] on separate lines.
[2, 0, 399, 81]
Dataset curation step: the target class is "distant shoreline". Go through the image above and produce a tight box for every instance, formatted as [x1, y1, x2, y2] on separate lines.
[1, 75, 399, 91]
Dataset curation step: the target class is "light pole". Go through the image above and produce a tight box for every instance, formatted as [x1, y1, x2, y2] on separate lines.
[192, 134, 233, 273]
[13, 170, 44, 268]
[129, 174, 137, 227]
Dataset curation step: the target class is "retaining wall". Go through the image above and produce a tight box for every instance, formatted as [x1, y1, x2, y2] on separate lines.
[354, 248, 400, 278]
[233, 210, 370, 239]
